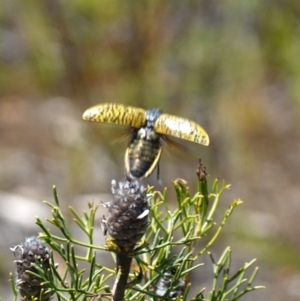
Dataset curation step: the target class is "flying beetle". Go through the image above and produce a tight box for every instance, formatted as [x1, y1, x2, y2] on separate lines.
[82, 103, 209, 181]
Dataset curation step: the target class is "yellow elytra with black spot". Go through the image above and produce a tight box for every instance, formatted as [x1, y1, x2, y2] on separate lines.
[83, 103, 209, 180]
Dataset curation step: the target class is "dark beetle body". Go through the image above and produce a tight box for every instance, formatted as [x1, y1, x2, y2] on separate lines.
[82, 103, 209, 181]
[125, 109, 163, 180]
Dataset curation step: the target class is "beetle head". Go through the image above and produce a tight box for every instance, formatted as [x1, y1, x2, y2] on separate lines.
[145, 108, 162, 127]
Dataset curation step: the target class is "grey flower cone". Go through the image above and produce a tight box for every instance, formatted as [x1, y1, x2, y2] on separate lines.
[102, 179, 150, 248]
[11, 236, 54, 301]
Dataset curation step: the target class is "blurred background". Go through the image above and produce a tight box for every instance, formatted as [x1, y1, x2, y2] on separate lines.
[1, 0, 300, 300]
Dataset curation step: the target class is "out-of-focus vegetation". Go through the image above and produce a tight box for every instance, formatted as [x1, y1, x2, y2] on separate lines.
[1, 1, 300, 300]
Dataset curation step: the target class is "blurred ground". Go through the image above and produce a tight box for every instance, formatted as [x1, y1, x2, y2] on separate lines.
[1, 1, 300, 300]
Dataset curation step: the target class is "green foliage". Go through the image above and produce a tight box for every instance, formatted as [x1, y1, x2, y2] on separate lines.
[8, 174, 263, 301]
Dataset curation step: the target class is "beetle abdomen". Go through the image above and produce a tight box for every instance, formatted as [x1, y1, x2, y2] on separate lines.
[125, 138, 162, 180]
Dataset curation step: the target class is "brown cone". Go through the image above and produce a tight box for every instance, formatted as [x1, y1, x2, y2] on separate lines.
[102, 179, 150, 248]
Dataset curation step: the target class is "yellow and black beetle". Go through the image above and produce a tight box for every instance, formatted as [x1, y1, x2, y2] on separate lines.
[83, 103, 209, 180]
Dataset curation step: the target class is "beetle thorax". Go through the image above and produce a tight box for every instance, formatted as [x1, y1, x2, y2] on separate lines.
[137, 127, 159, 141]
